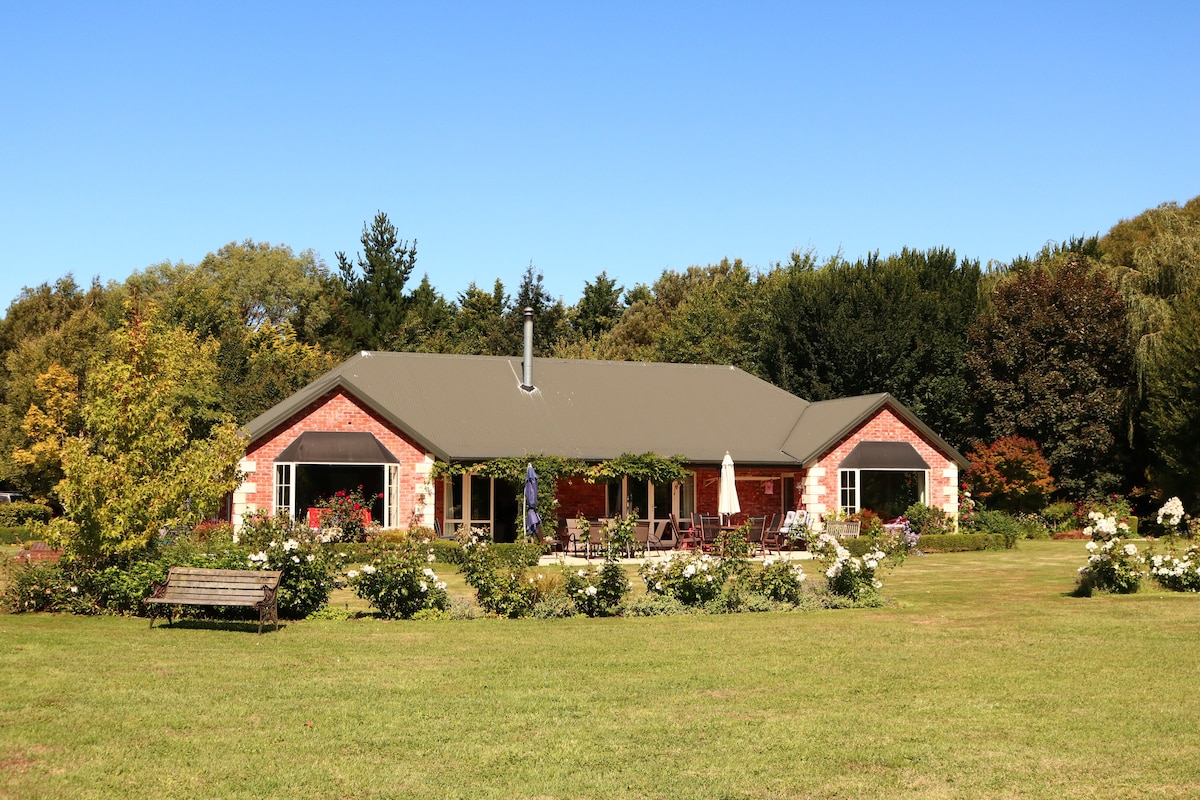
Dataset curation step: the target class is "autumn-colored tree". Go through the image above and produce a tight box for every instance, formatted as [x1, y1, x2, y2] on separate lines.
[965, 436, 1056, 513]
[55, 302, 245, 563]
[10, 364, 79, 501]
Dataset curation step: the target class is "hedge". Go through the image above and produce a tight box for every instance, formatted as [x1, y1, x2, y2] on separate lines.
[0, 527, 30, 545]
[0, 503, 52, 527]
[915, 533, 1011, 552]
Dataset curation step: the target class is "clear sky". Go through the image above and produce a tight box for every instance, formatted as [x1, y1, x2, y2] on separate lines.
[2, 1, 1197, 313]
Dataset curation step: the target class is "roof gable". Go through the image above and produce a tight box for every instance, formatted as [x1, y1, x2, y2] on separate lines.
[246, 352, 966, 468]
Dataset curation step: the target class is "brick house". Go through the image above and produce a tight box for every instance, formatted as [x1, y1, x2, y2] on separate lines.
[235, 345, 968, 541]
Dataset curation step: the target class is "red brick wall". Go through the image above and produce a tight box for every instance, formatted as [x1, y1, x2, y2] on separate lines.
[239, 389, 432, 527]
[807, 406, 957, 522]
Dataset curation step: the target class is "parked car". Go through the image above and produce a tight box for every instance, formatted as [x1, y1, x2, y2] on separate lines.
[0, 491, 26, 503]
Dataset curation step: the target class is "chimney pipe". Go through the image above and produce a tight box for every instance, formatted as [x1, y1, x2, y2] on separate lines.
[521, 307, 534, 391]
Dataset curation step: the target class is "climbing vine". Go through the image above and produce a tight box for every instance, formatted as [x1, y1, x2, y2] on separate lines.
[429, 452, 688, 542]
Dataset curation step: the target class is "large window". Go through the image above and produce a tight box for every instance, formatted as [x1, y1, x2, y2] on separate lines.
[839, 469, 927, 520]
[605, 474, 695, 524]
[444, 473, 520, 542]
[276, 463, 388, 525]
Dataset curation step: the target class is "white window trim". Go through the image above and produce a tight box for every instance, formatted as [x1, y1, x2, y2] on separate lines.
[838, 468, 929, 514]
[274, 462, 393, 528]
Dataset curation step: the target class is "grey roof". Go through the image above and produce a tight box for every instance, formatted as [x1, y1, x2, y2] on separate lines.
[246, 352, 966, 468]
[780, 392, 968, 468]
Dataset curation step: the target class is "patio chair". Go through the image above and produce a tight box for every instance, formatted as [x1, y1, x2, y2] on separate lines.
[763, 510, 797, 554]
[565, 517, 588, 555]
[647, 519, 673, 555]
[697, 515, 722, 553]
[633, 521, 651, 556]
[671, 513, 698, 551]
[588, 519, 610, 559]
[746, 514, 773, 555]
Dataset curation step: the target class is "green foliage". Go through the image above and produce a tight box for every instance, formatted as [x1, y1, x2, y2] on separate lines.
[1077, 517, 1144, 595]
[0, 526, 28, 544]
[0, 277, 114, 498]
[335, 211, 419, 352]
[1041, 502, 1077, 532]
[903, 533, 1008, 552]
[640, 552, 724, 607]
[615, 594, 695, 616]
[563, 557, 630, 617]
[1144, 287, 1200, 508]
[969, 510, 1022, 548]
[750, 557, 809, 604]
[757, 247, 982, 446]
[967, 256, 1132, 497]
[809, 534, 889, 602]
[588, 452, 689, 485]
[903, 503, 952, 537]
[55, 302, 245, 563]
[1, 560, 90, 614]
[346, 543, 449, 619]
[0, 501, 51, 527]
[1148, 544, 1200, 592]
[230, 514, 340, 619]
[572, 271, 624, 339]
[458, 530, 539, 618]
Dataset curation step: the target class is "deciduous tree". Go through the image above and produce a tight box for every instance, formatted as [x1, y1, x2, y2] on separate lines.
[55, 302, 244, 562]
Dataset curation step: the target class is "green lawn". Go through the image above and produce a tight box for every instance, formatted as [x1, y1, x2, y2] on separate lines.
[4, 540, 1200, 799]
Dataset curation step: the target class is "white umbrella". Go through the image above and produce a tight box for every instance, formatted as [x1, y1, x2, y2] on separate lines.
[718, 451, 740, 523]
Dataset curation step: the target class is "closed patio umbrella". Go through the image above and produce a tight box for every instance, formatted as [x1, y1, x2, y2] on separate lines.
[718, 451, 740, 523]
[523, 462, 542, 539]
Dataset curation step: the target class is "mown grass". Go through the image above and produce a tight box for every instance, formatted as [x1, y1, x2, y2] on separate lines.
[4, 540, 1200, 799]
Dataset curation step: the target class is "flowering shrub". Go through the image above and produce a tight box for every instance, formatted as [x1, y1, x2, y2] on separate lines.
[564, 557, 630, 616]
[0, 561, 91, 614]
[1156, 497, 1188, 537]
[750, 557, 807, 605]
[639, 551, 722, 607]
[347, 543, 449, 619]
[1148, 546, 1200, 592]
[1077, 512, 1142, 594]
[316, 485, 381, 542]
[809, 533, 887, 602]
[903, 503, 951, 538]
[239, 512, 339, 617]
[958, 484, 977, 529]
[459, 529, 538, 617]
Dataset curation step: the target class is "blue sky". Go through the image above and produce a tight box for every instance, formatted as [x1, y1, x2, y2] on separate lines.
[2, 1, 1197, 313]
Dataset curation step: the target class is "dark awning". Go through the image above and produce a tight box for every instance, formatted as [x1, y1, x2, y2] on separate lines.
[277, 432, 399, 464]
[839, 441, 930, 470]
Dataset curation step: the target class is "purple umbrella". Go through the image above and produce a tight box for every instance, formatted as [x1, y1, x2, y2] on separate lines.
[524, 462, 542, 538]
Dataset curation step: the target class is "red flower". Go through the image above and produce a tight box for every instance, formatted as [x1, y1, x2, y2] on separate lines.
[353, 503, 361, 511]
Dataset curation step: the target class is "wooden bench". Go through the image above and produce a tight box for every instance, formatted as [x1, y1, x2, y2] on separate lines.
[825, 520, 862, 539]
[144, 567, 282, 634]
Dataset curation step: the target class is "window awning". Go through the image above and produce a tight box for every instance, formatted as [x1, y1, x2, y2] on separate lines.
[277, 432, 399, 464]
[839, 441, 930, 470]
